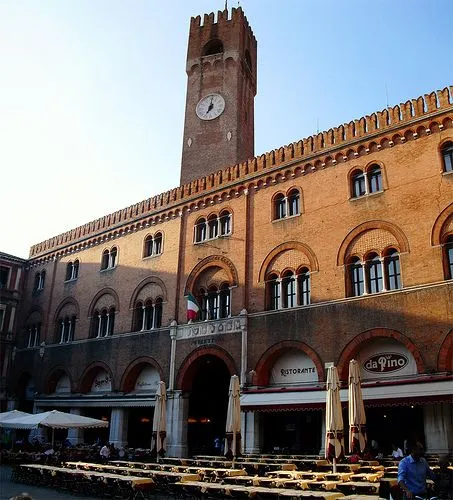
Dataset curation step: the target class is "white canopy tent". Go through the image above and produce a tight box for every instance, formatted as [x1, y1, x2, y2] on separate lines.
[0, 410, 109, 446]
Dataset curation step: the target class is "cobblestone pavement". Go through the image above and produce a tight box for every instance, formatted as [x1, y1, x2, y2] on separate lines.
[0, 465, 170, 500]
[0, 465, 100, 500]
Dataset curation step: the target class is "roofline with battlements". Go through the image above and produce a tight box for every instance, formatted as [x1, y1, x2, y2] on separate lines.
[27, 86, 453, 263]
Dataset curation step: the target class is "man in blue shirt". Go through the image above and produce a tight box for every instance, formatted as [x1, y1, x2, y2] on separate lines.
[398, 442, 436, 499]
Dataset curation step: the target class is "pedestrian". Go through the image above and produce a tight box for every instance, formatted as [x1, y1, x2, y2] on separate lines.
[398, 442, 436, 499]
[213, 436, 221, 455]
[99, 443, 110, 462]
[391, 443, 404, 459]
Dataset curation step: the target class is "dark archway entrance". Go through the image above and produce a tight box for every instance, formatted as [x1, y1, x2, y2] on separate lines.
[187, 354, 231, 456]
[261, 410, 322, 454]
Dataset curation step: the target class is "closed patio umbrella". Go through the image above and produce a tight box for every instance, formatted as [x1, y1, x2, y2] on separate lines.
[325, 365, 344, 473]
[224, 374, 241, 460]
[151, 381, 167, 459]
[348, 359, 367, 454]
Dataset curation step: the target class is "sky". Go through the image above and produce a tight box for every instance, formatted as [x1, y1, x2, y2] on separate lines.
[1, 0, 452, 259]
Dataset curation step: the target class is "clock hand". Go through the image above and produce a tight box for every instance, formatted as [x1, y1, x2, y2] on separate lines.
[206, 98, 214, 115]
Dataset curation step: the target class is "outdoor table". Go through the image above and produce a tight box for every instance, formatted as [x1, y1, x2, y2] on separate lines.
[307, 480, 340, 491]
[318, 463, 361, 472]
[20, 464, 154, 485]
[224, 475, 310, 489]
[335, 481, 380, 495]
[266, 470, 327, 480]
[349, 472, 383, 482]
[323, 473, 355, 482]
[172, 480, 346, 499]
[63, 461, 201, 483]
[358, 465, 385, 473]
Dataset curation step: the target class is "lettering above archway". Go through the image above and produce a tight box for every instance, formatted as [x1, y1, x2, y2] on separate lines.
[185, 255, 238, 294]
[55, 374, 71, 394]
[270, 350, 318, 386]
[355, 338, 417, 380]
[90, 370, 112, 393]
[134, 366, 160, 393]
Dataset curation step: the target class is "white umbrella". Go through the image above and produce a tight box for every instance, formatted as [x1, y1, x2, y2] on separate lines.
[348, 359, 367, 454]
[151, 381, 167, 459]
[0, 409, 108, 447]
[325, 365, 344, 473]
[224, 374, 241, 460]
[0, 410, 32, 422]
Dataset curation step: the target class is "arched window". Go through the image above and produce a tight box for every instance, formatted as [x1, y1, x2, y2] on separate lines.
[367, 164, 382, 193]
[351, 170, 366, 198]
[444, 235, 453, 279]
[73, 260, 79, 279]
[101, 248, 117, 270]
[108, 307, 115, 335]
[92, 307, 115, 337]
[442, 141, 453, 173]
[58, 315, 76, 343]
[101, 250, 110, 270]
[91, 310, 100, 338]
[287, 190, 300, 217]
[384, 249, 401, 290]
[282, 271, 296, 308]
[154, 233, 163, 255]
[144, 300, 154, 330]
[267, 273, 280, 310]
[274, 193, 286, 220]
[349, 257, 364, 297]
[195, 218, 207, 243]
[366, 253, 383, 294]
[154, 298, 163, 328]
[219, 210, 231, 236]
[143, 236, 153, 257]
[110, 248, 117, 268]
[219, 284, 230, 318]
[133, 301, 144, 332]
[207, 285, 219, 320]
[65, 261, 79, 281]
[65, 262, 73, 281]
[198, 288, 208, 321]
[208, 214, 218, 239]
[33, 271, 45, 291]
[27, 322, 41, 347]
[297, 267, 310, 306]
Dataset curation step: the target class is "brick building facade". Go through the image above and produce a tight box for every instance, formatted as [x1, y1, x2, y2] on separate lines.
[5, 7, 453, 456]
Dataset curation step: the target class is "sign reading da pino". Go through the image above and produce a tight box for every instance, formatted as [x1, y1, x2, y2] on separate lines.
[363, 353, 408, 374]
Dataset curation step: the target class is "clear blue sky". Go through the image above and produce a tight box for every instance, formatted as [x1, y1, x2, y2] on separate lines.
[1, 0, 452, 258]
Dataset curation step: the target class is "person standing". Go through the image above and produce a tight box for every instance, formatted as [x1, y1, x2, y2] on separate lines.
[398, 442, 436, 499]
[99, 443, 110, 462]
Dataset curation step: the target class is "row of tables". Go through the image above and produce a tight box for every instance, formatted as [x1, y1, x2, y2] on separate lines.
[13, 454, 404, 499]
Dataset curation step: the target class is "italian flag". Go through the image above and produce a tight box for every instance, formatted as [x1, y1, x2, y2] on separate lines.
[186, 292, 200, 321]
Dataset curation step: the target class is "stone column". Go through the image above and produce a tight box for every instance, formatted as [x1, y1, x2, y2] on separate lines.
[239, 310, 248, 386]
[109, 408, 129, 448]
[242, 411, 261, 454]
[168, 322, 178, 391]
[166, 390, 189, 457]
[424, 403, 453, 455]
[67, 408, 84, 445]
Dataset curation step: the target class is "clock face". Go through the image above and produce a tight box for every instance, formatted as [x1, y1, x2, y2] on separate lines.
[196, 93, 225, 120]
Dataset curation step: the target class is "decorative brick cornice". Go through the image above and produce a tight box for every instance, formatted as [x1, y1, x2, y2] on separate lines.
[27, 87, 453, 263]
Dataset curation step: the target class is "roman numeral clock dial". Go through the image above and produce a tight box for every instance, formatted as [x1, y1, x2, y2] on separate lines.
[195, 93, 225, 120]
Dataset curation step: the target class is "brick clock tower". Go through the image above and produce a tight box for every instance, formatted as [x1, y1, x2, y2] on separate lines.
[180, 7, 257, 185]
